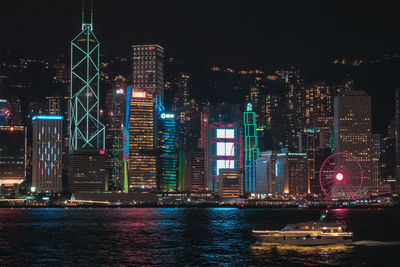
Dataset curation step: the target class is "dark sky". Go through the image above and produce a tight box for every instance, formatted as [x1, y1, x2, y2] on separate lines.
[1, 0, 400, 69]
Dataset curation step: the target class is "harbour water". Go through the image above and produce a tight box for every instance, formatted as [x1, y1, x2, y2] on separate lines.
[0, 208, 399, 266]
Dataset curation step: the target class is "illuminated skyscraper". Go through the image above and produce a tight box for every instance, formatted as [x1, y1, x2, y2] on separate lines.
[129, 91, 157, 189]
[67, 4, 106, 192]
[105, 78, 127, 191]
[128, 44, 164, 189]
[69, 8, 105, 151]
[334, 91, 372, 185]
[275, 152, 308, 195]
[157, 112, 177, 192]
[32, 115, 63, 192]
[244, 103, 259, 193]
[0, 126, 26, 193]
[131, 44, 164, 96]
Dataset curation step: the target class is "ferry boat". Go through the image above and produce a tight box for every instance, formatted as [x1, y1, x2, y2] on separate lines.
[253, 217, 353, 246]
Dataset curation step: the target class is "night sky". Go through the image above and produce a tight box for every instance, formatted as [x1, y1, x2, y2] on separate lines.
[1, 0, 400, 133]
[1, 0, 400, 69]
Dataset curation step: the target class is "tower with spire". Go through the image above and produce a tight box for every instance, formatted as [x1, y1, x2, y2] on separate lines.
[69, 0, 105, 151]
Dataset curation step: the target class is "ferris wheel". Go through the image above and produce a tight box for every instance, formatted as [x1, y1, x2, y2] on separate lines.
[319, 152, 364, 200]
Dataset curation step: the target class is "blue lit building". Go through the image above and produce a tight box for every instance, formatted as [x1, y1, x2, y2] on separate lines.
[157, 112, 177, 192]
[32, 115, 63, 192]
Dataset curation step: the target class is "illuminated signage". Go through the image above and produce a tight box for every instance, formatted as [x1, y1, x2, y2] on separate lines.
[246, 103, 253, 111]
[161, 113, 174, 119]
[99, 150, 106, 155]
[149, 46, 155, 50]
[216, 142, 235, 156]
[132, 92, 146, 98]
[0, 99, 7, 103]
[32, 115, 63, 121]
[216, 129, 234, 139]
[116, 88, 124, 94]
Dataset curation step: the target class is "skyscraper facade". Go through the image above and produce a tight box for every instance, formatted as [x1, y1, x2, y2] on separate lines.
[131, 44, 164, 96]
[128, 44, 164, 190]
[69, 18, 105, 150]
[129, 91, 157, 189]
[32, 115, 63, 192]
[275, 152, 309, 195]
[67, 10, 106, 193]
[104, 78, 127, 191]
[157, 112, 177, 192]
[244, 103, 259, 193]
[334, 91, 372, 186]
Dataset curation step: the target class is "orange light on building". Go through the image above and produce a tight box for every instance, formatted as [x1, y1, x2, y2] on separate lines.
[132, 92, 146, 98]
[9, 126, 15, 132]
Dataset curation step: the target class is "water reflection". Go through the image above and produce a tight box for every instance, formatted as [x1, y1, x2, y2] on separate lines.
[0, 208, 399, 265]
[251, 244, 354, 265]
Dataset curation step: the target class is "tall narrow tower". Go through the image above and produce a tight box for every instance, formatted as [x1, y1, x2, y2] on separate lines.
[244, 103, 259, 193]
[67, 2, 106, 193]
[69, 2, 104, 151]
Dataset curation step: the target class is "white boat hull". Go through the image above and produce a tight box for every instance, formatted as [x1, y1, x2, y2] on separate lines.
[255, 234, 352, 246]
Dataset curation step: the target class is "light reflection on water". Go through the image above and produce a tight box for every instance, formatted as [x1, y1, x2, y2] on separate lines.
[0, 208, 399, 265]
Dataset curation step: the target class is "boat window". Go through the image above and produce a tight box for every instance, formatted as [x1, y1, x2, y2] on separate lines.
[282, 225, 292, 231]
[306, 235, 311, 239]
[317, 236, 321, 239]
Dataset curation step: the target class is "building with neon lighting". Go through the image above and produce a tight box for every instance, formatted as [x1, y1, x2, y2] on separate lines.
[32, 115, 63, 192]
[244, 103, 259, 193]
[275, 152, 308, 195]
[105, 78, 127, 191]
[67, 6, 106, 192]
[0, 126, 26, 193]
[0, 99, 10, 126]
[157, 112, 177, 192]
[205, 104, 242, 192]
[69, 13, 105, 151]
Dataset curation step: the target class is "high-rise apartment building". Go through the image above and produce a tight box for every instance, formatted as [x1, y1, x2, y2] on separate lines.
[334, 91, 372, 186]
[32, 115, 63, 192]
